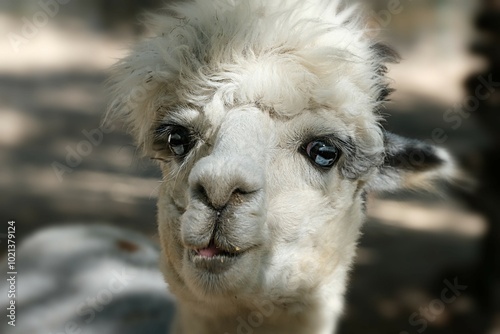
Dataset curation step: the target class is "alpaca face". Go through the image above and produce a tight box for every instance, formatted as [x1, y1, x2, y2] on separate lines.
[152, 54, 382, 301]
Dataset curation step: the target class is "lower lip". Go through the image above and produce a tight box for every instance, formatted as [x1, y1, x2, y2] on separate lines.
[188, 250, 243, 274]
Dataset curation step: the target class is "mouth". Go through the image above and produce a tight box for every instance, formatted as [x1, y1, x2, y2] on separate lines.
[188, 240, 244, 274]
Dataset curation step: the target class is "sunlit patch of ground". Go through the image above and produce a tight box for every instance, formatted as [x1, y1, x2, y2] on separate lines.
[0, 108, 41, 147]
[387, 44, 486, 107]
[0, 14, 131, 74]
[368, 196, 487, 238]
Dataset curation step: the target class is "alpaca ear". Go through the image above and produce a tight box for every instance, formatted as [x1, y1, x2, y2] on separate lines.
[366, 132, 454, 192]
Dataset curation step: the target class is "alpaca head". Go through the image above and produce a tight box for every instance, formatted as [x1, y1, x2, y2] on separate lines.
[108, 0, 452, 319]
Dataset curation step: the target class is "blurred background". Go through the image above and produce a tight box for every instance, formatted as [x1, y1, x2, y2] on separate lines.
[0, 0, 499, 333]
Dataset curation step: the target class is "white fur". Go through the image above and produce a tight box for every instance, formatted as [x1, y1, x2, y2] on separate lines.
[107, 1, 446, 333]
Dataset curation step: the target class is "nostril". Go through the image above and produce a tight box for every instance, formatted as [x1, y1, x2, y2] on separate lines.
[193, 183, 209, 202]
[229, 187, 260, 206]
[192, 183, 259, 210]
[193, 183, 226, 211]
[233, 185, 260, 196]
[233, 188, 247, 195]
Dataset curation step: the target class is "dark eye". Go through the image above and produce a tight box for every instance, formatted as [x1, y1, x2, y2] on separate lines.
[304, 140, 340, 168]
[154, 125, 194, 157]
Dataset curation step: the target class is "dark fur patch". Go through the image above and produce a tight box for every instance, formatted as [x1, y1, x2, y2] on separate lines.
[383, 132, 444, 172]
[370, 43, 400, 102]
[377, 87, 396, 102]
[340, 137, 384, 180]
[371, 43, 401, 65]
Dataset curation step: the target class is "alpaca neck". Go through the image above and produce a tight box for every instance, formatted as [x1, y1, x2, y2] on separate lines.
[174, 297, 338, 334]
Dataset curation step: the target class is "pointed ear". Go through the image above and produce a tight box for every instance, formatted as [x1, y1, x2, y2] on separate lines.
[367, 132, 455, 192]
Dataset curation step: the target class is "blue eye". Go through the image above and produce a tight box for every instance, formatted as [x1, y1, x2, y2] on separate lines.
[305, 140, 339, 168]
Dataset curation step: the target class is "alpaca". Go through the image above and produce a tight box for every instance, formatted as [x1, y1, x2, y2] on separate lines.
[108, 1, 453, 333]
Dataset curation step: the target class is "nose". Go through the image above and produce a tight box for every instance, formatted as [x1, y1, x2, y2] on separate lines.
[189, 156, 264, 210]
